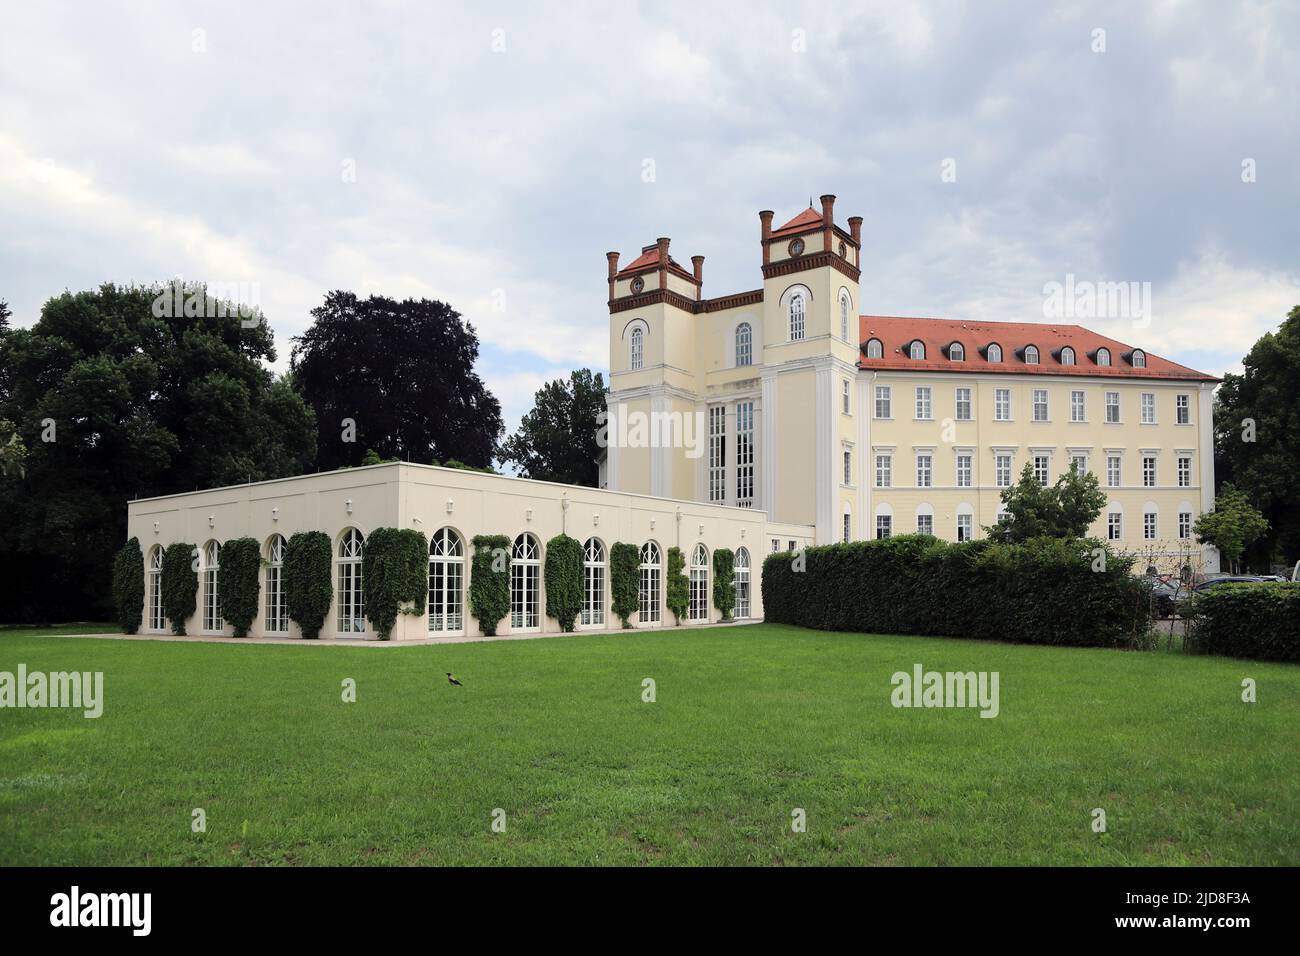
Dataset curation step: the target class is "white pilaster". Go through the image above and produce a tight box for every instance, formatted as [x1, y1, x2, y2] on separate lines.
[760, 369, 778, 518]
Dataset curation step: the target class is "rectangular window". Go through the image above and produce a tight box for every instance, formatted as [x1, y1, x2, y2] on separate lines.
[1071, 390, 1085, 422]
[876, 515, 892, 540]
[708, 406, 726, 503]
[1141, 392, 1155, 424]
[955, 387, 972, 421]
[1176, 394, 1190, 425]
[917, 514, 933, 536]
[956, 513, 973, 542]
[995, 454, 1012, 488]
[1033, 454, 1050, 487]
[1177, 455, 1191, 488]
[915, 386, 932, 420]
[1107, 455, 1121, 488]
[736, 401, 754, 506]
[1144, 512, 1157, 540]
[842, 380, 851, 415]
[1105, 391, 1120, 423]
[771, 538, 780, 554]
[843, 448, 852, 486]
[788, 540, 797, 552]
[916, 454, 932, 488]
[1033, 389, 1048, 422]
[1108, 513, 1123, 540]
[1070, 453, 1088, 476]
[995, 388, 1011, 421]
[876, 454, 892, 488]
[639, 558, 660, 624]
[1179, 511, 1192, 539]
[843, 513, 851, 543]
[875, 385, 892, 419]
[956, 454, 972, 488]
[1143, 456, 1156, 488]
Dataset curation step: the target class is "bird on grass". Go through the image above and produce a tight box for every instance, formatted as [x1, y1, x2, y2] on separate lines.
[446, 672, 463, 686]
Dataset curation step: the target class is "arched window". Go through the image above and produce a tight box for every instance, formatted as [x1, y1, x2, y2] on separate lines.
[202, 540, 223, 633]
[1025, 344, 1040, 364]
[337, 528, 365, 634]
[840, 294, 850, 341]
[909, 340, 926, 360]
[734, 547, 751, 619]
[638, 542, 662, 625]
[1131, 349, 1146, 368]
[865, 338, 883, 359]
[1096, 347, 1111, 367]
[1061, 346, 1076, 365]
[689, 544, 710, 622]
[987, 343, 1003, 363]
[428, 527, 464, 634]
[949, 342, 965, 361]
[511, 533, 540, 630]
[789, 294, 805, 341]
[630, 327, 644, 371]
[735, 322, 753, 367]
[264, 534, 287, 634]
[581, 538, 606, 627]
[148, 546, 164, 631]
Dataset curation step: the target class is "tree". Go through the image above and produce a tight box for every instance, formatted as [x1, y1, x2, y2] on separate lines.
[0, 282, 316, 623]
[712, 548, 735, 621]
[284, 531, 333, 639]
[987, 461, 1106, 543]
[497, 369, 605, 486]
[111, 538, 144, 634]
[219, 537, 263, 638]
[666, 546, 689, 624]
[609, 542, 640, 628]
[0, 419, 26, 480]
[543, 534, 582, 631]
[1194, 484, 1270, 573]
[469, 534, 511, 636]
[1214, 304, 1300, 564]
[292, 291, 503, 471]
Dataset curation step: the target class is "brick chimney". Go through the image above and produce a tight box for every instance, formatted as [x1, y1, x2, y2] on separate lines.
[759, 210, 774, 265]
[848, 216, 863, 245]
[691, 255, 704, 300]
[820, 194, 836, 252]
[656, 237, 670, 290]
[606, 251, 620, 299]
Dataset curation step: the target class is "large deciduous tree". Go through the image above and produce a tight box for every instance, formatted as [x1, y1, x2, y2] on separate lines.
[0, 282, 316, 623]
[986, 461, 1106, 543]
[292, 291, 503, 471]
[497, 369, 605, 486]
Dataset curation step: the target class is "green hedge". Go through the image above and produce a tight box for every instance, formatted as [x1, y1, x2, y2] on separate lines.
[111, 537, 145, 634]
[220, 537, 262, 637]
[712, 548, 735, 621]
[762, 535, 1149, 648]
[160, 542, 198, 636]
[544, 534, 582, 632]
[610, 542, 639, 628]
[470, 534, 511, 636]
[284, 531, 332, 639]
[362, 527, 429, 640]
[666, 546, 689, 625]
[1187, 583, 1300, 662]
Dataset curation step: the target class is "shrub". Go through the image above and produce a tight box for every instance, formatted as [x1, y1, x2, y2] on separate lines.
[1186, 583, 1300, 661]
[470, 534, 511, 636]
[712, 548, 735, 621]
[610, 542, 640, 628]
[762, 534, 1149, 648]
[544, 534, 582, 632]
[160, 542, 198, 636]
[219, 537, 262, 637]
[111, 537, 144, 634]
[284, 531, 332, 639]
[362, 527, 429, 640]
[666, 546, 689, 625]
[395, 528, 429, 617]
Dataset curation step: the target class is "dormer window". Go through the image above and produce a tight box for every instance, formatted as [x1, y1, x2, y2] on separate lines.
[909, 340, 926, 360]
[948, 342, 965, 361]
[1131, 349, 1146, 368]
[986, 343, 1003, 363]
[865, 338, 883, 359]
[1096, 347, 1111, 367]
[1061, 346, 1076, 365]
[1024, 344, 1040, 364]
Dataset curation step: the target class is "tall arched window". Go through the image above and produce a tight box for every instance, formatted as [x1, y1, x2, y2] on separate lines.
[202, 540, 223, 633]
[789, 294, 805, 341]
[735, 322, 753, 367]
[429, 527, 464, 634]
[265, 534, 287, 634]
[734, 547, 751, 619]
[639, 541, 661, 625]
[581, 537, 606, 626]
[987, 343, 1003, 362]
[840, 294, 850, 341]
[148, 546, 164, 631]
[865, 338, 883, 359]
[630, 327, 644, 371]
[909, 340, 926, 360]
[1061, 346, 1076, 365]
[511, 533, 540, 630]
[689, 544, 709, 622]
[337, 528, 365, 634]
[1096, 347, 1111, 367]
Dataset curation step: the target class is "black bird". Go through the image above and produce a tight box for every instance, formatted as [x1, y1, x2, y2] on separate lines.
[446, 673, 463, 686]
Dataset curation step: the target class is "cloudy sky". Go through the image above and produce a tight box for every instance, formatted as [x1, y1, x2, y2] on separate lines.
[2, 1, 1297, 438]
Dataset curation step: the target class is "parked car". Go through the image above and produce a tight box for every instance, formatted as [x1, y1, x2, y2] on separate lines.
[1191, 575, 1268, 593]
[1149, 579, 1195, 618]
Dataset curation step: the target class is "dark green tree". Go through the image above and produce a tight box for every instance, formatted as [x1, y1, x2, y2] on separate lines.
[497, 369, 606, 486]
[1195, 484, 1270, 573]
[666, 546, 689, 625]
[160, 542, 197, 635]
[219, 537, 263, 637]
[292, 291, 503, 471]
[469, 534, 511, 636]
[111, 537, 144, 634]
[544, 534, 582, 631]
[987, 461, 1106, 543]
[284, 531, 333, 639]
[712, 548, 735, 621]
[362, 527, 428, 640]
[609, 542, 640, 628]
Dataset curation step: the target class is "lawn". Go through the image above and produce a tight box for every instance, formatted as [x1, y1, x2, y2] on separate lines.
[1, 623, 1296, 866]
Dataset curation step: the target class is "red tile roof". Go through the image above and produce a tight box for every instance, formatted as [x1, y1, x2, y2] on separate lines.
[769, 206, 824, 238]
[857, 315, 1218, 382]
[616, 245, 697, 283]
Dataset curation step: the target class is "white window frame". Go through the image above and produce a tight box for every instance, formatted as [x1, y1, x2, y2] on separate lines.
[581, 537, 606, 627]
[736, 400, 754, 507]
[639, 541, 662, 624]
[995, 453, 1012, 488]
[688, 544, 709, 623]
[630, 327, 644, 371]
[428, 527, 465, 634]
[265, 534, 288, 634]
[510, 534, 540, 630]
[734, 547, 751, 618]
[916, 453, 932, 488]
[1141, 392, 1156, 424]
[1105, 391, 1120, 423]
[915, 386, 932, 420]
[956, 453, 972, 488]
[1032, 388, 1048, 422]
[1176, 394, 1190, 425]
[875, 385, 892, 419]
[789, 294, 805, 342]
[337, 529, 365, 635]
[735, 322, 752, 367]
[875, 453, 892, 488]
[955, 387, 972, 421]
[995, 388, 1011, 421]
[708, 406, 726, 503]
[1070, 390, 1085, 422]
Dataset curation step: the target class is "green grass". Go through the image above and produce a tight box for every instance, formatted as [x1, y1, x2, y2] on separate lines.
[1, 623, 1296, 866]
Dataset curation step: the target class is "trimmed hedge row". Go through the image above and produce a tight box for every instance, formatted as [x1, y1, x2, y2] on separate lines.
[544, 534, 582, 632]
[712, 548, 735, 621]
[610, 543, 639, 628]
[220, 537, 263, 637]
[470, 534, 511, 636]
[666, 546, 688, 624]
[762, 535, 1149, 648]
[1187, 583, 1300, 662]
[284, 531, 332, 639]
[363, 527, 429, 640]
[160, 542, 198, 635]
[111, 538, 144, 634]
